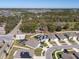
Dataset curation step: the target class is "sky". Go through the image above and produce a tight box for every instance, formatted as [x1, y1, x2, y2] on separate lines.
[0, 0, 79, 8]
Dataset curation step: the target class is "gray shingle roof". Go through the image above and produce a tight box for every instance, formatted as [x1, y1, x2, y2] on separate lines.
[64, 32, 77, 38]
[25, 40, 40, 48]
[48, 34, 58, 40]
[62, 53, 76, 59]
[73, 51, 79, 58]
[55, 33, 67, 40]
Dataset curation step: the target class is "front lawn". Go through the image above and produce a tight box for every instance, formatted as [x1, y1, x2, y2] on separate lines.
[34, 48, 43, 56]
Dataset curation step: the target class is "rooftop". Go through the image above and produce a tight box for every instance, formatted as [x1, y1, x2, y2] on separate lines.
[64, 32, 77, 38]
[25, 40, 40, 48]
[55, 33, 67, 40]
[48, 34, 58, 39]
[14, 49, 33, 59]
[62, 53, 76, 59]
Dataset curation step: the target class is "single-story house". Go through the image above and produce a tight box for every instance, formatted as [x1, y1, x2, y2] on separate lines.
[73, 51, 79, 59]
[15, 34, 26, 40]
[64, 32, 77, 40]
[62, 53, 76, 59]
[55, 33, 67, 41]
[13, 49, 33, 59]
[48, 34, 58, 41]
[24, 40, 40, 49]
[36, 35, 49, 42]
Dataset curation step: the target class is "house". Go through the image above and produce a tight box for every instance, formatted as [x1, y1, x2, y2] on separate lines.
[14, 49, 33, 59]
[24, 40, 40, 49]
[55, 33, 67, 41]
[73, 51, 79, 59]
[64, 32, 77, 40]
[36, 35, 49, 42]
[15, 34, 26, 40]
[62, 53, 76, 59]
[48, 34, 58, 41]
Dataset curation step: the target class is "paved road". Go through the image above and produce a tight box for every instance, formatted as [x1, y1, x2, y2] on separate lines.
[45, 45, 79, 59]
[0, 41, 13, 59]
[7, 18, 22, 36]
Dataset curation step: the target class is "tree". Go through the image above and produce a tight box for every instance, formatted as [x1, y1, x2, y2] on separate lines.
[56, 26, 62, 31]
[63, 23, 69, 29]
[20, 22, 38, 33]
[47, 23, 56, 32]
[74, 23, 79, 30]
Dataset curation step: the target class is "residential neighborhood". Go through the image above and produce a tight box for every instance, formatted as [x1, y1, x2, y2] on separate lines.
[0, 8, 79, 59]
[0, 0, 79, 59]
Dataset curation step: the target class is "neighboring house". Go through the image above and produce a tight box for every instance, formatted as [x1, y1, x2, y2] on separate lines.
[62, 53, 76, 59]
[36, 35, 49, 42]
[48, 34, 58, 41]
[73, 51, 79, 59]
[15, 34, 26, 40]
[55, 33, 67, 41]
[64, 32, 77, 40]
[24, 40, 40, 49]
[14, 49, 33, 59]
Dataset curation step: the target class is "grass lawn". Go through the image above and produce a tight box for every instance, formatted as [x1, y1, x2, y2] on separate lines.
[41, 42, 48, 47]
[49, 41, 57, 46]
[34, 48, 43, 56]
[59, 41, 67, 45]
[7, 47, 19, 59]
[68, 39, 77, 45]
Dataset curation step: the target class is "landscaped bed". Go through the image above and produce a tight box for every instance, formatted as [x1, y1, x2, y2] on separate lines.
[40, 42, 48, 47]
[49, 41, 57, 46]
[59, 41, 67, 45]
[68, 39, 77, 45]
[52, 50, 63, 59]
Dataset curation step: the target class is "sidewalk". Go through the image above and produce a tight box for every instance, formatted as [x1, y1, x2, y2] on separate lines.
[33, 56, 45, 59]
[13, 45, 29, 49]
